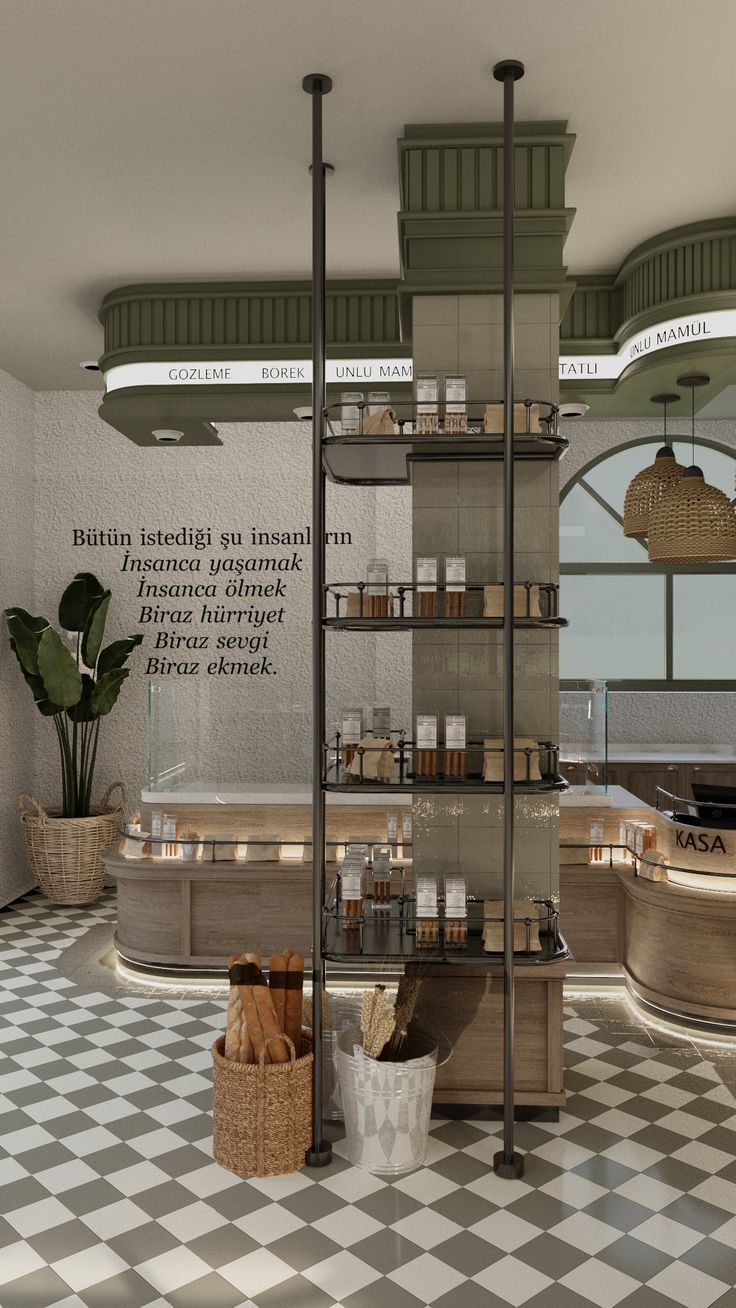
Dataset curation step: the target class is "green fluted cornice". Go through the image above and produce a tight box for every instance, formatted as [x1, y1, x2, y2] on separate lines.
[561, 218, 736, 348]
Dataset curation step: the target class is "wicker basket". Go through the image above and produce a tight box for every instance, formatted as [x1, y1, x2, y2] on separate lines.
[212, 1033, 313, 1177]
[17, 783, 126, 906]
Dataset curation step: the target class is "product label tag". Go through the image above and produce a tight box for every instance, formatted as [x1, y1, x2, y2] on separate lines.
[416, 715, 438, 749]
[416, 557, 438, 592]
[372, 707, 391, 735]
[416, 876, 438, 917]
[445, 876, 467, 918]
[416, 376, 439, 412]
[445, 714, 466, 750]
[372, 848, 391, 878]
[445, 377, 466, 408]
[367, 559, 388, 594]
[342, 869, 362, 900]
[445, 556, 466, 591]
[342, 711, 363, 744]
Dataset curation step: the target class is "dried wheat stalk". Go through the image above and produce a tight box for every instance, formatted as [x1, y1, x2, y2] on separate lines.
[386, 972, 423, 1056]
[302, 991, 331, 1032]
[360, 984, 396, 1058]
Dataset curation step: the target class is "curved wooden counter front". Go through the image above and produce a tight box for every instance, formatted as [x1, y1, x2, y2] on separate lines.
[104, 851, 313, 969]
[619, 865, 736, 1029]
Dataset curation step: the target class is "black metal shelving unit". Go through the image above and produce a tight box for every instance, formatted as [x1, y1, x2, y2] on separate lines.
[304, 61, 566, 1178]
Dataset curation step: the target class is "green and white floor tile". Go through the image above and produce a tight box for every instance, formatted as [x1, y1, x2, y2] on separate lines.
[1, 889, 736, 1307]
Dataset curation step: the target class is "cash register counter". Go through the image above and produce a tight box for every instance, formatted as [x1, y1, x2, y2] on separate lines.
[560, 785, 736, 1031]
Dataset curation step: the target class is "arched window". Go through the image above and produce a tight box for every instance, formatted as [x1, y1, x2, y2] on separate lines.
[560, 438, 736, 688]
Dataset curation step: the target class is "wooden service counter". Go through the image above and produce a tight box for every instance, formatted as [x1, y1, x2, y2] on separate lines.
[104, 788, 410, 971]
[560, 786, 736, 1030]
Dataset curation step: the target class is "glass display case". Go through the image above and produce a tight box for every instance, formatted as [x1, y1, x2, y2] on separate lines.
[559, 679, 608, 793]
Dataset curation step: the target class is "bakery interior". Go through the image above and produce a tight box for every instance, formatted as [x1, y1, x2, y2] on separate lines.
[3, 4, 736, 1307]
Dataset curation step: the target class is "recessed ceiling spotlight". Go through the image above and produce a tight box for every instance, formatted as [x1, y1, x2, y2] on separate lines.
[558, 402, 590, 418]
[151, 429, 184, 444]
[79, 360, 100, 372]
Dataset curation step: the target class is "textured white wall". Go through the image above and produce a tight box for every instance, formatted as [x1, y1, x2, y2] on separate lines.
[560, 418, 736, 746]
[0, 368, 36, 906]
[32, 393, 403, 810]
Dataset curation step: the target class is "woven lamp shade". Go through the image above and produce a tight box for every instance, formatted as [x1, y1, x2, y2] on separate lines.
[648, 468, 736, 563]
[623, 447, 684, 538]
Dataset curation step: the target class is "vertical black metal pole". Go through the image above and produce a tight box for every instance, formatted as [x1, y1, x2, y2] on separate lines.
[493, 58, 525, 1181]
[303, 72, 332, 1168]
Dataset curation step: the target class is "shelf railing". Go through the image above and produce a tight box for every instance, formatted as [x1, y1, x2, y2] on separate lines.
[323, 579, 563, 624]
[324, 735, 564, 789]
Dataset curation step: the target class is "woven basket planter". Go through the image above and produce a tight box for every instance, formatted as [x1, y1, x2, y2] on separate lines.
[212, 1033, 313, 1177]
[17, 783, 126, 906]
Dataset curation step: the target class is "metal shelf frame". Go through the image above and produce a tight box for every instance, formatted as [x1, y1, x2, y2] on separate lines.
[305, 59, 535, 1178]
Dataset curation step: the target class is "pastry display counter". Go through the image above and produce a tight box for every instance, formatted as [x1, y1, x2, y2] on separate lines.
[103, 795, 411, 972]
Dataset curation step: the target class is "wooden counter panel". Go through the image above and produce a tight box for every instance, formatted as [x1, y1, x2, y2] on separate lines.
[117, 878, 183, 958]
[559, 866, 624, 964]
[189, 872, 311, 960]
[416, 964, 566, 1106]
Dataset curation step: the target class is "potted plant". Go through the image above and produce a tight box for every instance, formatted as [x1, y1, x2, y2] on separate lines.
[4, 572, 142, 904]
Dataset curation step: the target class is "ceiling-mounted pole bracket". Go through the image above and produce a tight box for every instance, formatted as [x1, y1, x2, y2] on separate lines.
[302, 73, 333, 95]
[492, 59, 525, 82]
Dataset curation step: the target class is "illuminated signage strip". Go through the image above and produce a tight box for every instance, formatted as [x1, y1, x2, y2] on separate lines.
[559, 308, 736, 380]
[103, 309, 736, 394]
[104, 358, 414, 391]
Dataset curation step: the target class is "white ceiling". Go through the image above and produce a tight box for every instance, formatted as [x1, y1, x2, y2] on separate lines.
[3, 0, 736, 389]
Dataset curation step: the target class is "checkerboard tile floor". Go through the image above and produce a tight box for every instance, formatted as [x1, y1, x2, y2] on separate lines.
[1, 890, 736, 1307]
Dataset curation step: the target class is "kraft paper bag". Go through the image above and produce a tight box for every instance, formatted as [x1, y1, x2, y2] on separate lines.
[348, 737, 395, 781]
[483, 584, 542, 618]
[362, 407, 397, 435]
[483, 899, 542, 953]
[483, 738, 543, 783]
[484, 402, 541, 434]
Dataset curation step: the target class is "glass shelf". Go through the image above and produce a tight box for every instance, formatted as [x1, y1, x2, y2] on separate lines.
[324, 738, 566, 793]
[323, 432, 569, 485]
[322, 397, 567, 483]
[322, 901, 568, 966]
[323, 580, 566, 630]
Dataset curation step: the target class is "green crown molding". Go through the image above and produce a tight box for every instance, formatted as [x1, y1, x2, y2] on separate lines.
[396, 121, 576, 327]
[99, 279, 404, 371]
[561, 218, 736, 347]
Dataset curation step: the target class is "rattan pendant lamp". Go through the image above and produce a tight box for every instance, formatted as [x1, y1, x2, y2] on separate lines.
[622, 392, 684, 538]
[648, 373, 736, 563]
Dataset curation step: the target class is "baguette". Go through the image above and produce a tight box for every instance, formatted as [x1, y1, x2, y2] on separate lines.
[284, 953, 304, 1049]
[268, 952, 289, 1039]
[225, 953, 244, 1062]
[254, 984, 289, 1063]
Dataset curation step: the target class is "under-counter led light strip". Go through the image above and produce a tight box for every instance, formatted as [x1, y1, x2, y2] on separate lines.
[114, 958, 736, 1050]
[102, 308, 736, 395]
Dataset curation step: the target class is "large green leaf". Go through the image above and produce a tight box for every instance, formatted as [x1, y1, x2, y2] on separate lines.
[97, 634, 143, 678]
[67, 674, 96, 723]
[9, 639, 64, 714]
[4, 608, 48, 676]
[90, 668, 129, 716]
[81, 591, 111, 669]
[58, 573, 105, 632]
[37, 628, 83, 709]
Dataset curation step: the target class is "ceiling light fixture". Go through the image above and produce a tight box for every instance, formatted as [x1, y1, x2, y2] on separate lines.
[648, 373, 736, 563]
[622, 393, 684, 538]
[79, 359, 100, 372]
